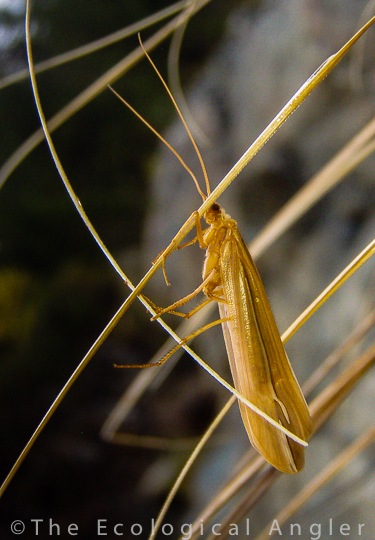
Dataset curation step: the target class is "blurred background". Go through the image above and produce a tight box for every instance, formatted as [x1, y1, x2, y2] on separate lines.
[1, 0, 375, 538]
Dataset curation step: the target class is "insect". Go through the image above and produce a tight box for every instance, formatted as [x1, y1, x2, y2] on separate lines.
[149, 202, 313, 473]
[196, 203, 313, 473]
[113, 38, 313, 474]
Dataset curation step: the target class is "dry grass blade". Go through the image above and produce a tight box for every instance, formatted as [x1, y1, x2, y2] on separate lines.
[250, 113, 375, 258]
[0, 0, 212, 190]
[181, 453, 267, 540]
[282, 237, 375, 343]
[149, 398, 234, 540]
[105, 433, 200, 451]
[0, 1, 192, 90]
[302, 309, 375, 396]
[349, 0, 375, 90]
[204, 467, 279, 540]
[255, 426, 375, 540]
[184, 340, 375, 540]
[309, 342, 375, 430]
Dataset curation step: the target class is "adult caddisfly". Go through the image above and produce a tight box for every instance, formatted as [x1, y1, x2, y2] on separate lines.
[113, 38, 313, 474]
[202, 203, 313, 472]
[150, 201, 313, 473]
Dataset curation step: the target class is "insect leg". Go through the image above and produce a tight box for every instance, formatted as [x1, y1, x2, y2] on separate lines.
[176, 236, 198, 249]
[177, 213, 210, 252]
[151, 248, 172, 286]
[151, 268, 217, 320]
[153, 213, 207, 286]
[114, 316, 231, 369]
[181, 289, 227, 318]
[139, 293, 188, 318]
[206, 288, 227, 304]
[193, 210, 207, 249]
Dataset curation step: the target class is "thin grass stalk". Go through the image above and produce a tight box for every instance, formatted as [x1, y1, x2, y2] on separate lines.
[282, 238, 375, 343]
[148, 398, 234, 540]
[309, 342, 375, 430]
[0, 0, 193, 90]
[149, 243, 375, 540]
[349, 0, 375, 90]
[185, 341, 375, 540]
[302, 309, 375, 396]
[0, 0, 213, 190]
[204, 468, 279, 540]
[255, 425, 375, 540]
[183, 454, 266, 540]
[196, 468, 276, 540]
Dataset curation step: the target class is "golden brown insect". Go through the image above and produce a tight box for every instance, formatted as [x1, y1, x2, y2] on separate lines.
[151, 198, 313, 473]
[197, 203, 313, 472]
[111, 36, 313, 473]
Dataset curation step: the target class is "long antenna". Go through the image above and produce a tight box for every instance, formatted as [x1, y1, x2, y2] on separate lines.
[138, 33, 211, 199]
[108, 86, 206, 201]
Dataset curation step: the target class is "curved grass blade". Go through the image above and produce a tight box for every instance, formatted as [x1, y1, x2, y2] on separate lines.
[0, 0, 213, 191]
[0, 1, 193, 91]
[149, 235, 375, 540]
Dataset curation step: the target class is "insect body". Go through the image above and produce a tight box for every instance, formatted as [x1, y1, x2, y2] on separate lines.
[199, 203, 313, 473]
[112, 37, 313, 474]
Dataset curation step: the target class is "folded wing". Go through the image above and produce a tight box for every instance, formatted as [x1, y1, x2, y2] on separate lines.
[218, 228, 313, 473]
